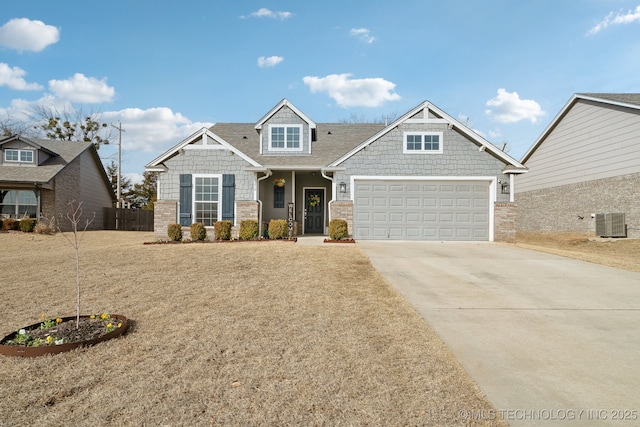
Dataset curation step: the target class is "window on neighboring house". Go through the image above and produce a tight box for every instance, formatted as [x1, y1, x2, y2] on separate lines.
[0, 190, 37, 217]
[4, 149, 34, 163]
[194, 176, 219, 227]
[269, 125, 302, 151]
[403, 132, 443, 154]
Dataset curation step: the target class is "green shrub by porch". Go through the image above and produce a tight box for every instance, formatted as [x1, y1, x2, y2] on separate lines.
[190, 222, 207, 241]
[19, 218, 37, 233]
[167, 223, 183, 241]
[268, 219, 288, 239]
[329, 219, 348, 240]
[239, 220, 259, 240]
[214, 220, 232, 240]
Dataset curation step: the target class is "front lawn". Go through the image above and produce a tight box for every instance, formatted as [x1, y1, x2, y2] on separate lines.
[0, 231, 504, 426]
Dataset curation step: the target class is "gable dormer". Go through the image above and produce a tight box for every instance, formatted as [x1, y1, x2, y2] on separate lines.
[254, 99, 316, 155]
[0, 135, 57, 167]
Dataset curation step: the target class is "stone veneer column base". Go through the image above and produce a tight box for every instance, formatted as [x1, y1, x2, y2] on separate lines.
[330, 201, 354, 238]
[234, 201, 259, 238]
[154, 200, 177, 239]
[494, 203, 517, 243]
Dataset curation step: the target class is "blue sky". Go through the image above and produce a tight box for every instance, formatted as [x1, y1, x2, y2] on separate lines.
[1, 1, 639, 182]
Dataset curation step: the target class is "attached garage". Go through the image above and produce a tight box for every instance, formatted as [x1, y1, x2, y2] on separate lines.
[353, 179, 492, 241]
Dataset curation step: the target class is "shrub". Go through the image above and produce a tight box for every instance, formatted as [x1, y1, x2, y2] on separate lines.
[239, 220, 259, 240]
[167, 223, 183, 241]
[34, 221, 54, 235]
[3, 218, 18, 231]
[214, 220, 232, 240]
[268, 219, 288, 239]
[19, 218, 37, 233]
[329, 219, 349, 240]
[190, 222, 207, 241]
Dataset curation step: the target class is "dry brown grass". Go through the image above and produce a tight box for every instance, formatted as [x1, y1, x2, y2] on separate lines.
[0, 231, 504, 426]
[515, 232, 640, 273]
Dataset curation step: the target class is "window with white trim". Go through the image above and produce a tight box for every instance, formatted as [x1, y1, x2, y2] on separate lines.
[403, 132, 443, 154]
[193, 175, 220, 226]
[0, 190, 37, 217]
[269, 125, 303, 151]
[4, 149, 34, 163]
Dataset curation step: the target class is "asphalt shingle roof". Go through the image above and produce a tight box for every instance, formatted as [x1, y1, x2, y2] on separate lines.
[0, 138, 92, 184]
[210, 122, 386, 167]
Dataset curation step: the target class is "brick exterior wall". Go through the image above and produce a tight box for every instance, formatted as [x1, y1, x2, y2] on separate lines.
[154, 200, 177, 238]
[516, 172, 640, 238]
[494, 203, 517, 242]
[330, 201, 354, 238]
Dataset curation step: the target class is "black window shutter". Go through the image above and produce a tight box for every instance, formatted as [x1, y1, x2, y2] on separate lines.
[222, 174, 235, 221]
[179, 174, 192, 226]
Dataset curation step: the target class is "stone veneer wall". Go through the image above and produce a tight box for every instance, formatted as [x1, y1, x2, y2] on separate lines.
[494, 203, 517, 243]
[154, 200, 260, 239]
[516, 172, 640, 238]
[235, 200, 259, 238]
[330, 201, 354, 237]
[154, 201, 177, 239]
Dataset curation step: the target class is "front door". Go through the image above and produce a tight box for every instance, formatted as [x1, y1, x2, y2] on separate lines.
[304, 188, 324, 234]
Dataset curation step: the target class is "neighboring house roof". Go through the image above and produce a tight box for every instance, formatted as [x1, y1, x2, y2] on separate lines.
[0, 136, 113, 198]
[521, 93, 640, 163]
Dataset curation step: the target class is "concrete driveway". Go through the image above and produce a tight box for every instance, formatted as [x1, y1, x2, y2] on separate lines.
[357, 241, 640, 426]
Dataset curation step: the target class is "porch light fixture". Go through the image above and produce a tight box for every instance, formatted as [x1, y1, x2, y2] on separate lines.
[501, 181, 510, 194]
[339, 182, 347, 193]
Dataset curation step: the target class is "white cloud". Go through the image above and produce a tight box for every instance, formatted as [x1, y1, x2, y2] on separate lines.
[303, 73, 401, 107]
[588, 5, 640, 35]
[488, 128, 502, 139]
[0, 18, 60, 52]
[101, 107, 213, 153]
[0, 63, 43, 90]
[258, 56, 284, 68]
[241, 8, 293, 20]
[350, 28, 375, 44]
[49, 73, 115, 103]
[124, 172, 144, 185]
[485, 88, 545, 123]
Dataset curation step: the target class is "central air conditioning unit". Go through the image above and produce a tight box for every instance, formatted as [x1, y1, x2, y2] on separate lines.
[595, 213, 626, 237]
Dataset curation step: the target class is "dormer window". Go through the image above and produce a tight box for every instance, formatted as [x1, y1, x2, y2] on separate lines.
[269, 124, 303, 151]
[5, 149, 34, 163]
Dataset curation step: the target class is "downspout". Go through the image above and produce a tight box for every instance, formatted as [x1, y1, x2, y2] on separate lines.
[257, 169, 272, 237]
[321, 169, 335, 224]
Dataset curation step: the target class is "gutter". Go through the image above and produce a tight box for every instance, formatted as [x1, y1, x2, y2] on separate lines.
[256, 169, 272, 237]
[321, 169, 335, 224]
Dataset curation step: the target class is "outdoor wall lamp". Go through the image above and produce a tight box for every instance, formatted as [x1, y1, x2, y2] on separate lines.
[339, 181, 347, 193]
[501, 181, 510, 194]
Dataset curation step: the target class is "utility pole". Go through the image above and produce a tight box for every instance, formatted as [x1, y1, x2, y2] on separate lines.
[111, 122, 125, 208]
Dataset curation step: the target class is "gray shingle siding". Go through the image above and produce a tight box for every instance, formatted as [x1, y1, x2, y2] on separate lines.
[261, 106, 310, 156]
[159, 148, 255, 201]
[334, 124, 511, 202]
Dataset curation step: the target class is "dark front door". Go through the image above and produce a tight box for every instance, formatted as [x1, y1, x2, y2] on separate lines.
[304, 189, 324, 234]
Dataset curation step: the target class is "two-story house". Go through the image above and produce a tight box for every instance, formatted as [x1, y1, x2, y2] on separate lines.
[0, 135, 114, 230]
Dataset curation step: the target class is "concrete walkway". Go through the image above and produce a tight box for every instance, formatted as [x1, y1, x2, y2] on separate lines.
[357, 241, 640, 426]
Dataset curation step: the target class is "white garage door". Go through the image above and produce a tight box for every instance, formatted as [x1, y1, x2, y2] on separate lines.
[354, 180, 490, 241]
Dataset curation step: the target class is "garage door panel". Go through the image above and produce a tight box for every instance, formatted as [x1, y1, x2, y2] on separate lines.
[354, 179, 490, 241]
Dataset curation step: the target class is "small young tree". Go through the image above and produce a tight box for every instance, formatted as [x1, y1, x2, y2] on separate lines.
[58, 201, 95, 329]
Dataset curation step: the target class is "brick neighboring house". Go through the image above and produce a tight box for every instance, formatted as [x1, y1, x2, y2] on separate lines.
[517, 93, 640, 238]
[146, 99, 527, 241]
[0, 135, 115, 230]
